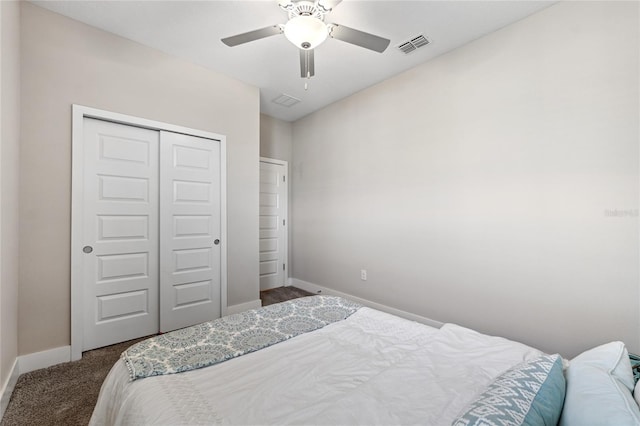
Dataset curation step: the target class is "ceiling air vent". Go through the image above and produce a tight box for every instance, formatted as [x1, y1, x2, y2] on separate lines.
[272, 93, 301, 108]
[397, 35, 430, 55]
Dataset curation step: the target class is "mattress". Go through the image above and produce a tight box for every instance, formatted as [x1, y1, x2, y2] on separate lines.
[90, 306, 543, 425]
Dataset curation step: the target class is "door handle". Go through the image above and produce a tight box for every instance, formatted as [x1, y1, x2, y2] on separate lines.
[214, 239, 220, 245]
[83, 245, 93, 254]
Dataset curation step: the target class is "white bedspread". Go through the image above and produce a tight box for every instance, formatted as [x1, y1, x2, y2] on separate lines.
[90, 307, 543, 425]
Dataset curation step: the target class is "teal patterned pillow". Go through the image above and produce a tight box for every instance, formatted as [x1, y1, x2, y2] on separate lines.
[452, 354, 565, 426]
[629, 352, 640, 384]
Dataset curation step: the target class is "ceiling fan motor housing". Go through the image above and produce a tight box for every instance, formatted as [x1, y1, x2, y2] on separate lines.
[284, 1, 326, 20]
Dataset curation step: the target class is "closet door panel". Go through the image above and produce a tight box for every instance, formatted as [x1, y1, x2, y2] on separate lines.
[160, 131, 221, 332]
[82, 118, 160, 351]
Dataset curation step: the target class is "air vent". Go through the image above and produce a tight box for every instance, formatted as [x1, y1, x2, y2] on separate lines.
[397, 35, 431, 55]
[272, 93, 301, 108]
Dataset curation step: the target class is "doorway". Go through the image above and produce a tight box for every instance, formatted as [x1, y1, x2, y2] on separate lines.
[259, 158, 288, 290]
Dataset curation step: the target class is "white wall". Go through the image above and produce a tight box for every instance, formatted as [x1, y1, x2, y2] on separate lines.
[291, 1, 639, 358]
[19, 3, 260, 355]
[0, 0, 20, 404]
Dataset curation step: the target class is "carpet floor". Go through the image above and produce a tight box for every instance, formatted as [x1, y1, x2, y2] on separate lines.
[0, 336, 149, 426]
[1, 286, 313, 426]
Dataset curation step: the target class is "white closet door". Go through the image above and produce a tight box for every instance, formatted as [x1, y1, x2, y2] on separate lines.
[82, 118, 159, 351]
[159, 131, 221, 332]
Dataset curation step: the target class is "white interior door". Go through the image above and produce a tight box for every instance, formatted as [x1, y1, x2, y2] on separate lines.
[259, 159, 288, 290]
[82, 118, 160, 351]
[160, 131, 221, 332]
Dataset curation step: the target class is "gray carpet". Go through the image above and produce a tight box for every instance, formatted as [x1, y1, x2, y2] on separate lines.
[1, 286, 312, 425]
[0, 336, 149, 426]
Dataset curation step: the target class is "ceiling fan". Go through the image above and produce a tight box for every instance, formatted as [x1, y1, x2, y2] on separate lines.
[221, 0, 391, 80]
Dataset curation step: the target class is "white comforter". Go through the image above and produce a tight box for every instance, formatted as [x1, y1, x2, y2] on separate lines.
[90, 307, 543, 425]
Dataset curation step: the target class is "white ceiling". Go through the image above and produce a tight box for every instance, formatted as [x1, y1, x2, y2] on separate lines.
[31, 0, 555, 122]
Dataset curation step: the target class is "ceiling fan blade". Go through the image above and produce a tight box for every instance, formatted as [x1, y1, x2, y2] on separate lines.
[300, 49, 315, 78]
[221, 25, 282, 47]
[328, 24, 390, 53]
[316, 0, 342, 12]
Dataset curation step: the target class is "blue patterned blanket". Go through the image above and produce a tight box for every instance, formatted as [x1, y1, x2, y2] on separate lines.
[122, 295, 362, 381]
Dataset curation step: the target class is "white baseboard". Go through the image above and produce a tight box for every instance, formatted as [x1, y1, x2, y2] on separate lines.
[18, 346, 71, 375]
[16, 301, 261, 379]
[226, 299, 262, 315]
[0, 358, 19, 420]
[290, 278, 444, 329]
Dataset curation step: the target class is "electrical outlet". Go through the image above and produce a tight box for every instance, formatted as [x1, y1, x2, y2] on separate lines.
[360, 269, 367, 281]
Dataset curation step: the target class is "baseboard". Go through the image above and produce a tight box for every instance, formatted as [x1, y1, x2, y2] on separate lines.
[290, 278, 444, 329]
[0, 358, 19, 420]
[226, 298, 263, 315]
[18, 346, 71, 375]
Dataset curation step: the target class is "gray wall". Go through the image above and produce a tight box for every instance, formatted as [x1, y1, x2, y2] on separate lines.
[19, 3, 260, 355]
[0, 0, 20, 393]
[260, 114, 293, 163]
[291, 1, 639, 358]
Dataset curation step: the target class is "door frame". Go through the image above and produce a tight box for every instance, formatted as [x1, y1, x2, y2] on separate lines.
[259, 157, 289, 289]
[71, 105, 227, 361]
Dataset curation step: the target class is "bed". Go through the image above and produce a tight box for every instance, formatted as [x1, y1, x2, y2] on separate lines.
[90, 296, 640, 425]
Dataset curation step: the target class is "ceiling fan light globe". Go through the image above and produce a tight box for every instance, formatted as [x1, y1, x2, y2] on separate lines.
[284, 16, 328, 50]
